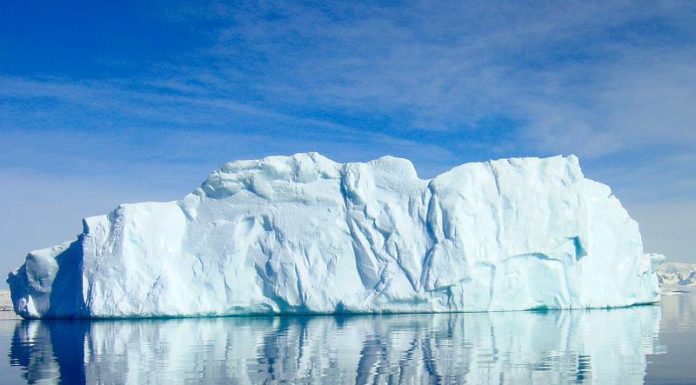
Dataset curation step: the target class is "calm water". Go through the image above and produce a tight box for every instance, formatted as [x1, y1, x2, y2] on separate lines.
[0, 292, 694, 385]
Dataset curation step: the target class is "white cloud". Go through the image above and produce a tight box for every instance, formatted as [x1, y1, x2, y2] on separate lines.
[148, 1, 696, 163]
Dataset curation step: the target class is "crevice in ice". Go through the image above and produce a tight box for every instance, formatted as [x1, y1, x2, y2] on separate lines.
[393, 244, 420, 293]
[419, 187, 443, 292]
[568, 236, 587, 260]
[503, 252, 553, 262]
[339, 169, 383, 291]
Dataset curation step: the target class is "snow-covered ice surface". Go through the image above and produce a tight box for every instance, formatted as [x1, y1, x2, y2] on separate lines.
[7, 153, 663, 319]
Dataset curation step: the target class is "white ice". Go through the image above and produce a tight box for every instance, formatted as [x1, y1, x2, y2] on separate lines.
[7, 153, 663, 318]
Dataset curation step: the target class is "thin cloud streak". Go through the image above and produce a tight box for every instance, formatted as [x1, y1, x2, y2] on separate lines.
[139, 0, 696, 179]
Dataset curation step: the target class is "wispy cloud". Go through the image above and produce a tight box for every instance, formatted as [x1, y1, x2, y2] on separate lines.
[141, 1, 696, 169]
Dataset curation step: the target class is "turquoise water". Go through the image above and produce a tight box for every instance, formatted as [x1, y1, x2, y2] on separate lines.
[1, 292, 694, 384]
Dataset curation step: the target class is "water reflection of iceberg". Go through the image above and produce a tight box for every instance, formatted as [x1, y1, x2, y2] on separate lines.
[11, 305, 661, 385]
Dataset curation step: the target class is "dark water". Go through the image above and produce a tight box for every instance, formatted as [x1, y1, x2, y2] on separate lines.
[1, 292, 694, 385]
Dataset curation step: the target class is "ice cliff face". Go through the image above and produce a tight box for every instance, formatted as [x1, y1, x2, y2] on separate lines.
[7, 153, 663, 318]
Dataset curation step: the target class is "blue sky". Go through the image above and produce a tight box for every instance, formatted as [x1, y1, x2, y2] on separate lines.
[1, 1, 696, 285]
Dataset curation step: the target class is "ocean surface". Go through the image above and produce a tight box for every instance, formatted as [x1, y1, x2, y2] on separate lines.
[0, 290, 694, 385]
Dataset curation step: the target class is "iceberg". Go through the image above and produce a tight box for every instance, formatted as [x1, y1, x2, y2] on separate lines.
[657, 262, 696, 287]
[7, 153, 663, 319]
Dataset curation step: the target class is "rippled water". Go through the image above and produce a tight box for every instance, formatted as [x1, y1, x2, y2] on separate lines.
[1, 292, 694, 384]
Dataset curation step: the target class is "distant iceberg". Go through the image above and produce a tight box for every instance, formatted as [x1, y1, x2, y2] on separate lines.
[658, 262, 696, 287]
[7, 153, 663, 319]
